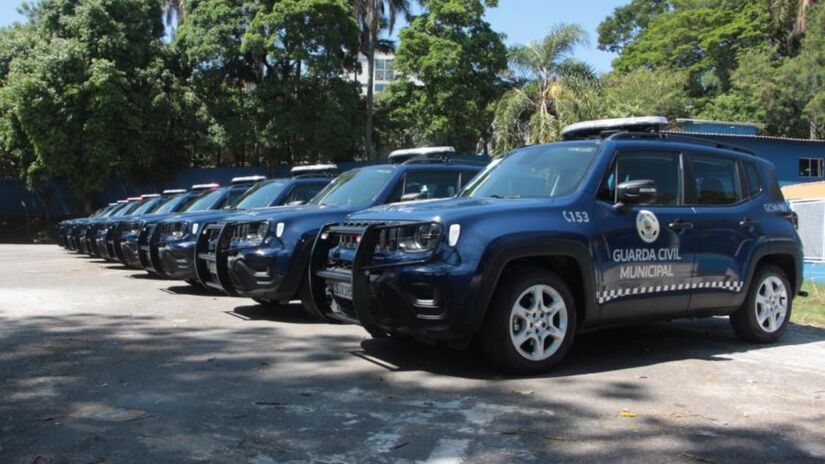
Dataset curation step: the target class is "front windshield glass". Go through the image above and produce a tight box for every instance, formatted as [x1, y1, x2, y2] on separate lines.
[113, 203, 140, 217]
[103, 205, 126, 217]
[185, 189, 224, 212]
[130, 198, 162, 216]
[461, 143, 599, 199]
[310, 168, 394, 206]
[151, 195, 185, 214]
[233, 180, 288, 209]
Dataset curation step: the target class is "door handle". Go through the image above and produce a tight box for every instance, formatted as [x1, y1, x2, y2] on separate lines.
[668, 220, 694, 231]
[740, 218, 761, 228]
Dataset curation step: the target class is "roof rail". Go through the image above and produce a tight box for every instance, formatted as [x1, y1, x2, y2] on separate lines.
[231, 175, 267, 185]
[290, 164, 339, 178]
[162, 189, 187, 195]
[607, 131, 757, 156]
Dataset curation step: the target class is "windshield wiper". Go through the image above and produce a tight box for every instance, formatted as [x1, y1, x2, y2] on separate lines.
[489, 194, 522, 199]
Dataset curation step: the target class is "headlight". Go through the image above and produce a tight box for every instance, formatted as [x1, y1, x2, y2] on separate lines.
[170, 221, 189, 238]
[125, 221, 143, 235]
[378, 222, 442, 253]
[232, 221, 270, 247]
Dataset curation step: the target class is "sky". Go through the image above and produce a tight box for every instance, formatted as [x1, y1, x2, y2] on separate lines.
[0, 0, 629, 73]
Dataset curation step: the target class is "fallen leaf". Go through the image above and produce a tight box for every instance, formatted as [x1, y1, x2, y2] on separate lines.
[619, 409, 637, 418]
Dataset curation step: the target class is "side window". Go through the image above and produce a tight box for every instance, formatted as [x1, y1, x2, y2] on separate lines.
[598, 150, 682, 206]
[743, 161, 762, 199]
[689, 154, 742, 205]
[460, 170, 479, 187]
[223, 189, 246, 208]
[286, 184, 324, 204]
[403, 171, 461, 200]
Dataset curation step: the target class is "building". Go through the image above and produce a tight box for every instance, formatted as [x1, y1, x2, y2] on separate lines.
[669, 119, 825, 186]
[349, 52, 397, 96]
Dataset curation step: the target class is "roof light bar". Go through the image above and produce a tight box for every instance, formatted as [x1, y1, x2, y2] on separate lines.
[126, 197, 142, 201]
[561, 116, 669, 140]
[140, 194, 161, 199]
[162, 189, 187, 195]
[191, 183, 221, 190]
[231, 175, 267, 184]
[290, 164, 339, 176]
[388, 146, 455, 163]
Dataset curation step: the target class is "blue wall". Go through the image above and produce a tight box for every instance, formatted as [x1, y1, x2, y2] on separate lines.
[0, 155, 489, 218]
[668, 132, 825, 186]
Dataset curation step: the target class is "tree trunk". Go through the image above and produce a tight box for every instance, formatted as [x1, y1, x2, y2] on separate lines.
[365, 16, 377, 160]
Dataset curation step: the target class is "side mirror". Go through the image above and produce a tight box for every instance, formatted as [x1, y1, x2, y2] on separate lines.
[617, 180, 657, 207]
[401, 192, 425, 202]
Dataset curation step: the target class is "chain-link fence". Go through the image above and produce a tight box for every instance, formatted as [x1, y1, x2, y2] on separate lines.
[790, 199, 825, 262]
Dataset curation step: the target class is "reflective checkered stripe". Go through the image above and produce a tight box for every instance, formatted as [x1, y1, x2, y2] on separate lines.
[597, 281, 745, 304]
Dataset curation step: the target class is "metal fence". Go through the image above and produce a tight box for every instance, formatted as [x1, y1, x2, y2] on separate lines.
[790, 199, 825, 262]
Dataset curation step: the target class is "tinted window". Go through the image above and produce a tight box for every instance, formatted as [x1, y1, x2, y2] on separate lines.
[744, 162, 762, 198]
[311, 168, 395, 206]
[690, 154, 741, 205]
[152, 195, 186, 214]
[285, 183, 325, 204]
[462, 143, 598, 199]
[600, 150, 682, 205]
[403, 171, 460, 199]
[223, 188, 248, 208]
[185, 190, 224, 212]
[130, 198, 163, 216]
[234, 181, 289, 209]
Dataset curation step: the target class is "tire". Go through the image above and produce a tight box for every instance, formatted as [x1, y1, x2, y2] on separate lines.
[730, 264, 793, 343]
[299, 277, 330, 322]
[480, 266, 577, 374]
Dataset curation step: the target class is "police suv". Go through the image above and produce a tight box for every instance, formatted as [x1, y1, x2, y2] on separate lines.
[311, 117, 805, 374]
[194, 148, 483, 318]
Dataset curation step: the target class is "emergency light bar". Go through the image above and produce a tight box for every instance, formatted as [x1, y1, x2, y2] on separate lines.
[388, 146, 455, 164]
[191, 183, 221, 190]
[162, 189, 187, 195]
[290, 164, 339, 177]
[140, 194, 161, 199]
[561, 116, 669, 140]
[231, 175, 267, 185]
[126, 197, 142, 201]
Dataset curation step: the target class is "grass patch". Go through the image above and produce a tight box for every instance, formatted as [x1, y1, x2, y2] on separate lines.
[793, 282, 825, 327]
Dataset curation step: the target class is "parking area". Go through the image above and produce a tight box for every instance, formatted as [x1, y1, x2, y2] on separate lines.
[1, 245, 824, 463]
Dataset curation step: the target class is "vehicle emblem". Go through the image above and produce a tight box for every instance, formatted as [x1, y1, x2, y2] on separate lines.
[636, 210, 660, 244]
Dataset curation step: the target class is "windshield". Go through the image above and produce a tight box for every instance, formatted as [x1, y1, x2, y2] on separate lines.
[233, 180, 288, 209]
[151, 194, 186, 214]
[112, 203, 140, 217]
[185, 189, 224, 212]
[461, 143, 599, 199]
[310, 168, 394, 207]
[129, 198, 162, 216]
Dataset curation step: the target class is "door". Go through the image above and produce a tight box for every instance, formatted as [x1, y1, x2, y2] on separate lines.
[686, 153, 754, 310]
[594, 149, 696, 321]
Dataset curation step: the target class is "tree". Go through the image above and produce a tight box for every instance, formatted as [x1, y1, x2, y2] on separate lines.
[599, 67, 692, 120]
[492, 24, 599, 154]
[1, 0, 189, 211]
[611, 0, 774, 98]
[384, 0, 507, 154]
[165, 0, 186, 28]
[351, 0, 411, 159]
[597, 0, 671, 53]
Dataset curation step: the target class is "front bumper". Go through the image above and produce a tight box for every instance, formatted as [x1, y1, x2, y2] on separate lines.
[157, 240, 197, 280]
[194, 223, 302, 298]
[309, 223, 476, 342]
[119, 234, 142, 268]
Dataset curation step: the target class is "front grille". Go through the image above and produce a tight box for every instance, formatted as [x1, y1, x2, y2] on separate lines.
[158, 222, 174, 236]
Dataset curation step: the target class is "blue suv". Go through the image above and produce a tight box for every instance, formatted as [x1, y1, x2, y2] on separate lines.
[141, 169, 334, 282]
[194, 150, 483, 317]
[311, 118, 804, 374]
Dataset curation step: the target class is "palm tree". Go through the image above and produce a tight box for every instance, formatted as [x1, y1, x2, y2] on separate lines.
[352, 0, 412, 159]
[164, 0, 185, 30]
[492, 24, 600, 154]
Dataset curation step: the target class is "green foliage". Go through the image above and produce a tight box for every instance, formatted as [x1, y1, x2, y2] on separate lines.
[599, 67, 692, 120]
[381, 0, 507, 154]
[796, 2, 825, 138]
[0, 0, 190, 208]
[613, 0, 774, 97]
[597, 0, 671, 53]
[492, 24, 600, 154]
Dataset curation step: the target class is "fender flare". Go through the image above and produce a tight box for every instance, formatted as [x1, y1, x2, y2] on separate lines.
[467, 234, 598, 333]
[737, 239, 803, 305]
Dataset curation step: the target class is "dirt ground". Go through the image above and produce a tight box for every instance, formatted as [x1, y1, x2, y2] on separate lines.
[1, 245, 824, 463]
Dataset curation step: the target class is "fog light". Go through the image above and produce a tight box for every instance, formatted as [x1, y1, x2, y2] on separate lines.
[448, 224, 461, 247]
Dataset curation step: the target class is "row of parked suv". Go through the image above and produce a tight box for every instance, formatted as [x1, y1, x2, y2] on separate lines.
[58, 117, 805, 374]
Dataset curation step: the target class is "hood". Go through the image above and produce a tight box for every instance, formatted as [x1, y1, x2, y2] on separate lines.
[349, 197, 555, 223]
[222, 203, 354, 223]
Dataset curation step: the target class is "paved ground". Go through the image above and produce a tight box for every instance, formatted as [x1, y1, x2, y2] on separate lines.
[1, 245, 825, 463]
